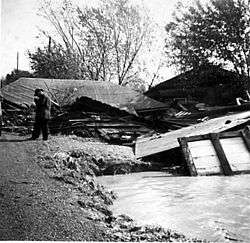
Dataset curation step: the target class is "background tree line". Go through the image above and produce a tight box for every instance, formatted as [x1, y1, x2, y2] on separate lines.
[3, 0, 250, 91]
[165, 0, 250, 81]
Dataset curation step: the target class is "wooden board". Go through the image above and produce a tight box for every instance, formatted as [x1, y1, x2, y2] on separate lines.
[221, 137, 250, 173]
[179, 127, 250, 176]
[188, 140, 222, 176]
[135, 111, 250, 158]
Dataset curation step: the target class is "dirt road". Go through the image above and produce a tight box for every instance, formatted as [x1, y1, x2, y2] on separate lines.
[0, 133, 107, 240]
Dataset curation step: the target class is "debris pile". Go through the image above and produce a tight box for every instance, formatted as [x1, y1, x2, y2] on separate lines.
[2, 107, 33, 135]
[50, 110, 152, 146]
[135, 111, 250, 158]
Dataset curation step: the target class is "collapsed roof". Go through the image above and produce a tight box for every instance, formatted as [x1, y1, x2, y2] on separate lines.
[0, 78, 168, 115]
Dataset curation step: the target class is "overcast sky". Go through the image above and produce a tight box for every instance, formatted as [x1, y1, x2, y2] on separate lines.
[0, 0, 193, 80]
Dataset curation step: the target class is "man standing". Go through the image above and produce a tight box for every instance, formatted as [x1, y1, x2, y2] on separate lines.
[0, 93, 2, 137]
[30, 88, 51, 140]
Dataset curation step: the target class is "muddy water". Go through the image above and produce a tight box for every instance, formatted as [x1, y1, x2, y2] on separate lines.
[97, 172, 250, 242]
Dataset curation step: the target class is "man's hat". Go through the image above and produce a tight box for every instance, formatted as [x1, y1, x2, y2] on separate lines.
[34, 88, 44, 95]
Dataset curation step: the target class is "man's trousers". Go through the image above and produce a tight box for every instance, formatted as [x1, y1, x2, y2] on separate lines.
[32, 118, 49, 140]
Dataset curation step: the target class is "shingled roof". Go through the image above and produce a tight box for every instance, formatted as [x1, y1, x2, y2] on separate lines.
[0, 78, 167, 114]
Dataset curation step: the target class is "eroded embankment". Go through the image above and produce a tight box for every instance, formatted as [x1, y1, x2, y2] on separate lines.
[34, 135, 204, 242]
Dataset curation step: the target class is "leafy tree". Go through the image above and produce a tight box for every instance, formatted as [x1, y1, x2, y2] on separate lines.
[1, 69, 33, 86]
[165, 0, 250, 81]
[32, 0, 152, 85]
[29, 42, 87, 79]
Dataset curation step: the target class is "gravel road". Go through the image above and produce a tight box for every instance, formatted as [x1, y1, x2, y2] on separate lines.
[0, 133, 107, 241]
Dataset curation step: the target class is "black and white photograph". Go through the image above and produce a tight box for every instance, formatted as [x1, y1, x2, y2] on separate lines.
[1, 0, 250, 241]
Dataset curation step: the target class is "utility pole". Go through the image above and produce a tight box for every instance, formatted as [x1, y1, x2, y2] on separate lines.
[48, 36, 51, 53]
[16, 52, 19, 72]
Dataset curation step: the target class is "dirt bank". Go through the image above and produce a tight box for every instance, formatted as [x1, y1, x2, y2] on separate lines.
[0, 133, 204, 241]
[35, 135, 153, 175]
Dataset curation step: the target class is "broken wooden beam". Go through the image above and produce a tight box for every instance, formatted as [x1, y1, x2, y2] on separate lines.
[209, 133, 233, 176]
[75, 123, 143, 129]
[178, 137, 198, 176]
[135, 111, 250, 158]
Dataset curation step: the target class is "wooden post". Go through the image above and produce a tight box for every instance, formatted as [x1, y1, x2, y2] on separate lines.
[241, 126, 250, 151]
[16, 52, 19, 71]
[209, 133, 233, 176]
[178, 137, 198, 176]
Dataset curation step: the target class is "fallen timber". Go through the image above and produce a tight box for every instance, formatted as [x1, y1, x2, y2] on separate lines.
[178, 126, 250, 176]
[135, 111, 250, 158]
[157, 103, 250, 130]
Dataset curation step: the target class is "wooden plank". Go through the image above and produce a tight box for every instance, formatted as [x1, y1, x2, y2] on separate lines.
[220, 137, 250, 173]
[221, 152, 250, 163]
[186, 131, 241, 142]
[193, 155, 221, 167]
[209, 133, 233, 176]
[135, 111, 250, 158]
[230, 163, 250, 172]
[178, 137, 198, 176]
[83, 124, 143, 128]
[188, 140, 219, 157]
[189, 140, 222, 175]
[185, 134, 211, 142]
[241, 126, 250, 151]
[194, 166, 222, 176]
[69, 120, 142, 127]
[220, 137, 249, 154]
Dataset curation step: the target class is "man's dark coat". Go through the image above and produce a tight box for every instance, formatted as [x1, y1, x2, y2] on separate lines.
[34, 93, 51, 119]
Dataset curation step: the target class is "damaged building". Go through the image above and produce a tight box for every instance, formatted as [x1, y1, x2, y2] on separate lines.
[0, 77, 169, 144]
[1, 73, 250, 176]
[145, 64, 249, 106]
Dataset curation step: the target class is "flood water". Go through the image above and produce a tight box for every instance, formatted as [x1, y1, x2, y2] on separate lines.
[97, 172, 250, 242]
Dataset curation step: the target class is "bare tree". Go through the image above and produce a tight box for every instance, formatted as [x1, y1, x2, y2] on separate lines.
[35, 0, 152, 85]
[103, 0, 151, 85]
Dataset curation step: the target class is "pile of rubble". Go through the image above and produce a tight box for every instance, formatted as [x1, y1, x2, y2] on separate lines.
[49, 110, 152, 146]
[1, 96, 155, 145]
[2, 107, 34, 135]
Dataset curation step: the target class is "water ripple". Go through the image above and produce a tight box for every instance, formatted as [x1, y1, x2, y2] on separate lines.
[97, 172, 250, 242]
